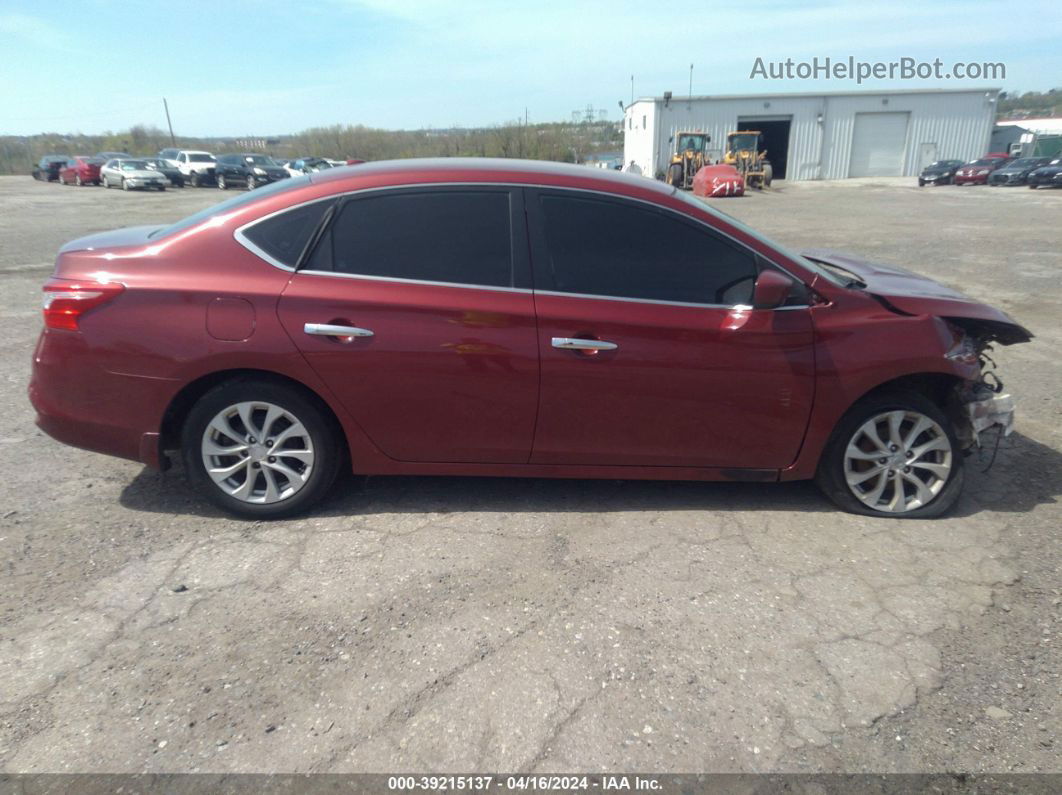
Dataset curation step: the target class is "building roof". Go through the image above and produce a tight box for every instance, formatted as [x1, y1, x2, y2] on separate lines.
[628, 86, 1001, 107]
[995, 118, 1062, 135]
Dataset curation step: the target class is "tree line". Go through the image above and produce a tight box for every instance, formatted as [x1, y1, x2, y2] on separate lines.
[0, 120, 622, 175]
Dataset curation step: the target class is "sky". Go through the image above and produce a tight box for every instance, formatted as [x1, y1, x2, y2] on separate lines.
[2, 0, 1060, 137]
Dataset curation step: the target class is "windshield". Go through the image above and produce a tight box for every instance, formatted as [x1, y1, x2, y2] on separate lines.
[120, 161, 149, 171]
[149, 175, 313, 239]
[1008, 159, 1038, 168]
[670, 188, 851, 288]
[677, 135, 705, 151]
[189, 153, 215, 163]
[927, 161, 957, 169]
[144, 159, 169, 168]
[243, 154, 277, 166]
[728, 134, 759, 152]
[969, 159, 999, 166]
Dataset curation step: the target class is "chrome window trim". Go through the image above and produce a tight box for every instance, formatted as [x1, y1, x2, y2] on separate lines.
[296, 268, 533, 295]
[232, 180, 812, 310]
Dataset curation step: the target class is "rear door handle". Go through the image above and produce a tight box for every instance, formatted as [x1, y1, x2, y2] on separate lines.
[304, 322, 374, 338]
[551, 337, 618, 352]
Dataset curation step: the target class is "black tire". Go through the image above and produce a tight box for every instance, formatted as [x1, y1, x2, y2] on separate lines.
[181, 379, 342, 519]
[918, 179, 925, 186]
[158, 185, 166, 191]
[217, 174, 227, 190]
[121, 178, 129, 191]
[246, 174, 256, 190]
[762, 162, 773, 187]
[666, 163, 683, 187]
[75, 174, 82, 186]
[815, 390, 965, 519]
[189, 172, 198, 187]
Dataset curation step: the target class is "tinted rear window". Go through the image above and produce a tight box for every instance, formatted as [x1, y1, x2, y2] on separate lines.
[310, 191, 514, 288]
[150, 175, 313, 239]
[242, 199, 336, 268]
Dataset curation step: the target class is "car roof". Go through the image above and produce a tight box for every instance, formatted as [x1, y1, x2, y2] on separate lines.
[307, 157, 677, 198]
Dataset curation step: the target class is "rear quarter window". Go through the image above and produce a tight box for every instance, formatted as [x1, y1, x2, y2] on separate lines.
[239, 198, 336, 268]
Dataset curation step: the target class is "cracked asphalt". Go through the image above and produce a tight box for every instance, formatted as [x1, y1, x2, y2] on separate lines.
[0, 175, 1059, 774]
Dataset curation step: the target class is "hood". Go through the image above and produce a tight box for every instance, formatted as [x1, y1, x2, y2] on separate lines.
[117, 168, 165, 179]
[921, 166, 955, 175]
[801, 249, 1033, 345]
[59, 225, 161, 255]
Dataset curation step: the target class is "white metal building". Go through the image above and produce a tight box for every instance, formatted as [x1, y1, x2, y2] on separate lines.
[622, 87, 1000, 182]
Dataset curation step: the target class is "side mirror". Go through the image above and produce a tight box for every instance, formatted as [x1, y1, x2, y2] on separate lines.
[753, 270, 795, 309]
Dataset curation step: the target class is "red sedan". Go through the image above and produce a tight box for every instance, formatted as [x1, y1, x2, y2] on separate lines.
[953, 157, 1012, 185]
[30, 159, 1029, 519]
[58, 156, 105, 186]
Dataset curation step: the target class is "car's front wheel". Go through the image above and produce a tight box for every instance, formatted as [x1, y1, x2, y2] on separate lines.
[182, 380, 342, 519]
[217, 174, 227, 190]
[816, 391, 964, 518]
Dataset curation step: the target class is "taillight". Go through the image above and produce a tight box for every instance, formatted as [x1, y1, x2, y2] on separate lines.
[42, 280, 125, 331]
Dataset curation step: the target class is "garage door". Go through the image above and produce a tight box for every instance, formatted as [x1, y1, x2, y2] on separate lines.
[848, 112, 910, 177]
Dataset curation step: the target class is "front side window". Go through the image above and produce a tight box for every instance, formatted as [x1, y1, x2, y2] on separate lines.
[309, 191, 514, 288]
[536, 193, 757, 306]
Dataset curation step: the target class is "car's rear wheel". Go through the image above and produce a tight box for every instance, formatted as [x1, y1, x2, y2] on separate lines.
[816, 391, 964, 518]
[182, 380, 342, 519]
[121, 178, 129, 191]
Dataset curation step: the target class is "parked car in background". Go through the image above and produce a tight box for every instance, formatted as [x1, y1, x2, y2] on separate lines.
[95, 151, 132, 161]
[988, 157, 1052, 186]
[58, 156, 105, 186]
[346, 158, 366, 166]
[1027, 158, 1062, 189]
[174, 150, 217, 186]
[32, 155, 69, 181]
[215, 153, 290, 190]
[953, 157, 1012, 185]
[284, 157, 332, 177]
[917, 159, 964, 186]
[143, 157, 185, 187]
[157, 148, 180, 166]
[100, 159, 169, 191]
[29, 159, 1029, 520]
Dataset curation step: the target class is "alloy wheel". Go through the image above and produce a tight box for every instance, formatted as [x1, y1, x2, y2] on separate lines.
[843, 410, 953, 513]
[200, 401, 316, 505]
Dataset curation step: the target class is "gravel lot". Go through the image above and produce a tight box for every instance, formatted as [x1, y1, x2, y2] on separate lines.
[0, 175, 1059, 774]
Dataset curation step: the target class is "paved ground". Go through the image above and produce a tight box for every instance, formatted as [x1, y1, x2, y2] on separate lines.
[0, 175, 1059, 774]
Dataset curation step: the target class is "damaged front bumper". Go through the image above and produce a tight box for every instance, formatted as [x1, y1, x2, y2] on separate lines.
[966, 392, 1015, 443]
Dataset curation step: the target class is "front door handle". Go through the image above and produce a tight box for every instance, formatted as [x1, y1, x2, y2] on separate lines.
[551, 337, 618, 352]
[304, 322, 374, 338]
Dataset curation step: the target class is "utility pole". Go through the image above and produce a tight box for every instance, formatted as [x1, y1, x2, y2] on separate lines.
[163, 98, 176, 147]
[630, 74, 634, 105]
[688, 64, 693, 109]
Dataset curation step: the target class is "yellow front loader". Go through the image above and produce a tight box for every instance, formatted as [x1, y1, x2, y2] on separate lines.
[665, 131, 711, 190]
[724, 131, 773, 189]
